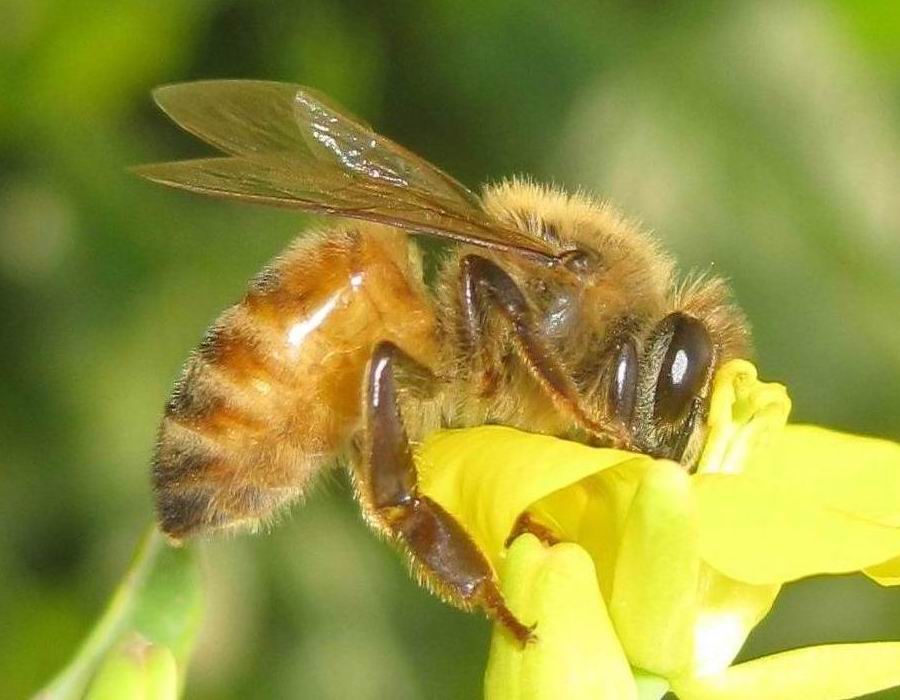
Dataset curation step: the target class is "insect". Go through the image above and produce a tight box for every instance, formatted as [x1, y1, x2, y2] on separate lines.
[136, 80, 750, 642]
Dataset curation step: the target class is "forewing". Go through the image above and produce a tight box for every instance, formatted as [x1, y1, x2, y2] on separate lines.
[133, 154, 556, 256]
[142, 80, 555, 256]
[293, 88, 481, 207]
[153, 81, 318, 156]
[153, 80, 478, 207]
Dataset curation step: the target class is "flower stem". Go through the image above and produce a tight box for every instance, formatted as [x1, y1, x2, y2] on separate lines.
[33, 526, 165, 700]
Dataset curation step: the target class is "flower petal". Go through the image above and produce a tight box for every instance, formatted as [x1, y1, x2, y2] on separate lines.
[671, 643, 900, 700]
[526, 458, 653, 602]
[609, 460, 699, 678]
[634, 671, 670, 700]
[416, 427, 646, 571]
[696, 360, 791, 476]
[743, 424, 900, 525]
[695, 471, 900, 584]
[484, 534, 637, 700]
[865, 556, 900, 586]
[691, 568, 780, 676]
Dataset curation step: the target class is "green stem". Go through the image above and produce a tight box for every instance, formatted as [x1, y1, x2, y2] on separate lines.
[33, 526, 165, 700]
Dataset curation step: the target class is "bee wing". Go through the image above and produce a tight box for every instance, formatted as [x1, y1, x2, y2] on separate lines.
[138, 80, 555, 257]
[151, 80, 480, 210]
[152, 81, 367, 159]
[291, 86, 482, 209]
[134, 153, 555, 256]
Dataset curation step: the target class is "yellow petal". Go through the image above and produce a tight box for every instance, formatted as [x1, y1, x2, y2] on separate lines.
[744, 424, 900, 525]
[634, 671, 670, 700]
[696, 360, 791, 476]
[865, 555, 900, 586]
[417, 427, 647, 572]
[695, 471, 900, 584]
[527, 458, 652, 602]
[609, 460, 699, 677]
[671, 643, 900, 700]
[484, 534, 636, 700]
[691, 567, 780, 676]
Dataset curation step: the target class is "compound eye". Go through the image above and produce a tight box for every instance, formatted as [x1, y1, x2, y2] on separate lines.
[608, 338, 638, 424]
[653, 313, 714, 425]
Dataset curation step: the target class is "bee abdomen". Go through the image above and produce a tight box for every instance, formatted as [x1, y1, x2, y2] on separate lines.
[154, 395, 299, 539]
[152, 223, 442, 539]
[153, 312, 301, 538]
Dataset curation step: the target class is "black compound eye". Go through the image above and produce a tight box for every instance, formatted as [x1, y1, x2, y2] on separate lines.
[653, 313, 714, 425]
[608, 338, 638, 424]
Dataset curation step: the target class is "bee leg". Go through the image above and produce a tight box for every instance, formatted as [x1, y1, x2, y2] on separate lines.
[458, 254, 627, 446]
[361, 341, 535, 645]
[505, 512, 561, 548]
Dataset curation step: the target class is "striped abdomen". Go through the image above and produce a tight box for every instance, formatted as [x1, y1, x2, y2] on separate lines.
[153, 224, 439, 539]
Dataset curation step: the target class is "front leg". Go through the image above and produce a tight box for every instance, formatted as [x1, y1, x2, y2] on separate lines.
[459, 254, 626, 446]
[358, 341, 534, 643]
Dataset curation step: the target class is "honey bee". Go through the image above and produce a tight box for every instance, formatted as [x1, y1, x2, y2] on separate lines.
[136, 80, 749, 642]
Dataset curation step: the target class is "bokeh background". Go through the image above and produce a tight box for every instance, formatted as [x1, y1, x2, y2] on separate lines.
[2, 1, 899, 698]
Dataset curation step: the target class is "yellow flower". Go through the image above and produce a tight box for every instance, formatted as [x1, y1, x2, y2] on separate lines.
[415, 360, 900, 700]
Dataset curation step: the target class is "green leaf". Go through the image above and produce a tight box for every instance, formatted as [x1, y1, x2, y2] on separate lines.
[34, 526, 203, 700]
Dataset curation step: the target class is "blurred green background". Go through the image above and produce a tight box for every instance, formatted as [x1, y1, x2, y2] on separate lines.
[2, 0, 899, 698]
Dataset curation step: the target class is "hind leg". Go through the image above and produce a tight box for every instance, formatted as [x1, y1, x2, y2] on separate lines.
[357, 341, 533, 643]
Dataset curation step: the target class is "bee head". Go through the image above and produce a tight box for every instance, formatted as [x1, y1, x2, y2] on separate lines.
[622, 311, 716, 465]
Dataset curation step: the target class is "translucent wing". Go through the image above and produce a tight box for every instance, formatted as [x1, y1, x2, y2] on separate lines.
[138, 80, 556, 257]
[291, 87, 480, 208]
[152, 81, 369, 158]
[134, 154, 555, 256]
[153, 80, 478, 208]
